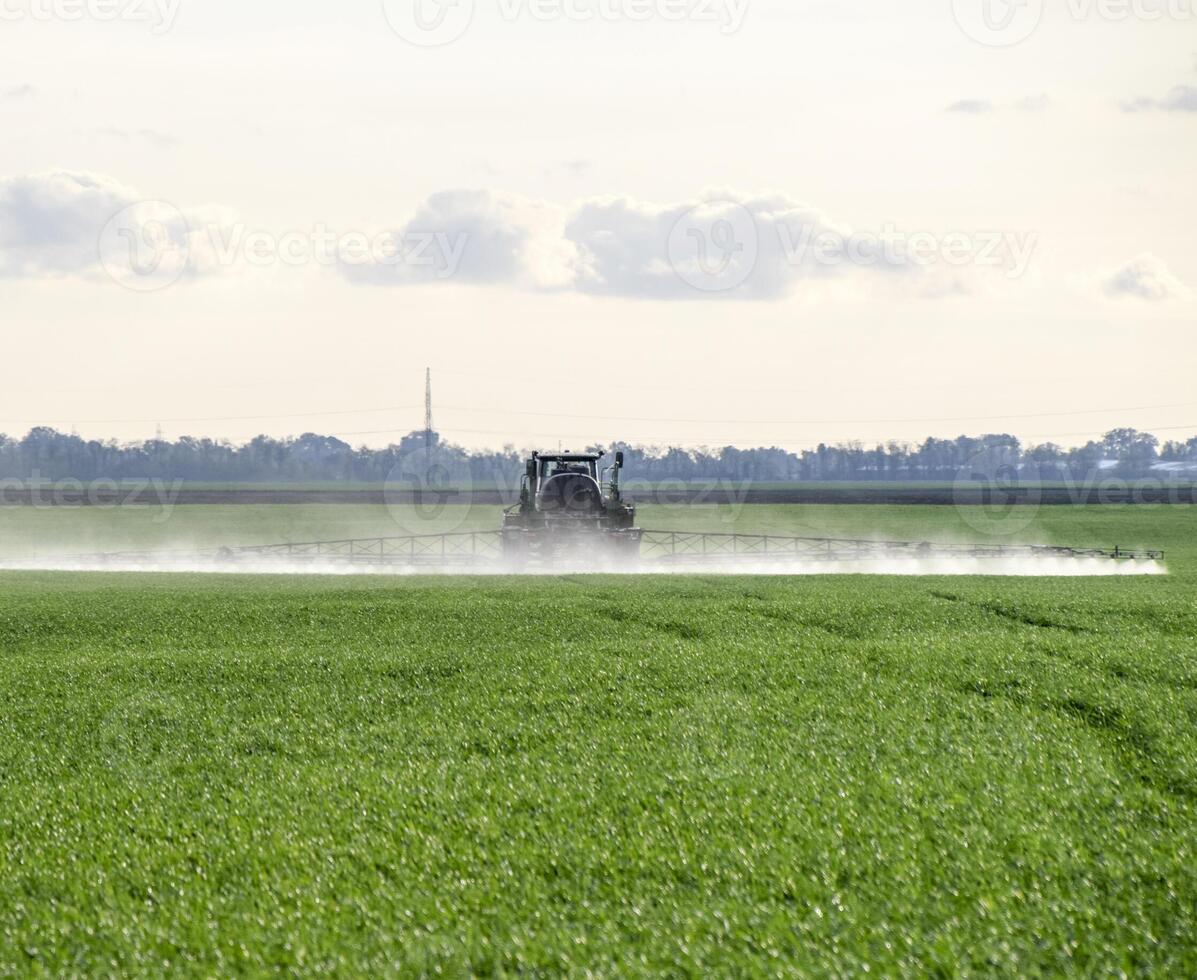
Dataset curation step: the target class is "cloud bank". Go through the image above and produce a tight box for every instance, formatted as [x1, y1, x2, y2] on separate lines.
[346, 188, 919, 300]
[0, 173, 1031, 300]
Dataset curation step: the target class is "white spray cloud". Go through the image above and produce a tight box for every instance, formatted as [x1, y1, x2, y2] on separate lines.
[0, 555, 1167, 578]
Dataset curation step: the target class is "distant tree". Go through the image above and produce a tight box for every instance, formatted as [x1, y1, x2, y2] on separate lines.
[1102, 428, 1159, 475]
[1025, 443, 1067, 481]
[0, 425, 1187, 485]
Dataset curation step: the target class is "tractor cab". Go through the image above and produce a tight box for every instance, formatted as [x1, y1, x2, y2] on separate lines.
[524, 453, 604, 518]
[501, 449, 641, 563]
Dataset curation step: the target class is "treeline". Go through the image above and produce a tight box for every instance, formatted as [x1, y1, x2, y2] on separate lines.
[1, 427, 1194, 485]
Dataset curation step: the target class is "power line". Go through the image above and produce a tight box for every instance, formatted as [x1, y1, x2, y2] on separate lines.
[327, 421, 1197, 449]
[3, 398, 1196, 429]
[1025, 422, 1197, 440]
[0, 405, 420, 426]
[430, 400, 1197, 427]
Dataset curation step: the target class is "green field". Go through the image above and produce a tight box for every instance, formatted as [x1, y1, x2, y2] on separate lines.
[1, 505, 1195, 974]
[0, 501, 1185, 559]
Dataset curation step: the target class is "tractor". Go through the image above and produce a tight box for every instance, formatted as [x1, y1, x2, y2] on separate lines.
[500, 450, 642, 565]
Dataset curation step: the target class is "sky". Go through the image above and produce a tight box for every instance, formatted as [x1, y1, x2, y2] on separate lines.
[0, 0, 1194, 452]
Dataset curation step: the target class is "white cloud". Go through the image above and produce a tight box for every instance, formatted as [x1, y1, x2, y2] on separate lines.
[0, 171, 141, 278]
[0, 171, 229, 286]
[549, 159, 591, 179]
[946, 95, 1049, 114]
[1101, 254, 1191, 302]
[946, 99, 994, 114]
[1014, 93, 1051, 112]
[1160, 86, 1197, 111]
[0, 175, 1028, 301]
[342, 189, 582, 290]
[345, 188, 920, 301]
[1123, 85, 1197, 113]
[98, 127, 180, 149]
[573, 191, 893, 300]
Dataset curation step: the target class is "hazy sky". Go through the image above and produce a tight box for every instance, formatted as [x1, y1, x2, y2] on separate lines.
[1, 0, 1194, 451]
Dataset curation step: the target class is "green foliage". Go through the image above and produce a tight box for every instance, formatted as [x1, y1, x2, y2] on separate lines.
[0, 505, 1195, 974]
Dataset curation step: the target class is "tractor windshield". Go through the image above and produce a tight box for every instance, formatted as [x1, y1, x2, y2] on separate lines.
[541, 460, 597, 481]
